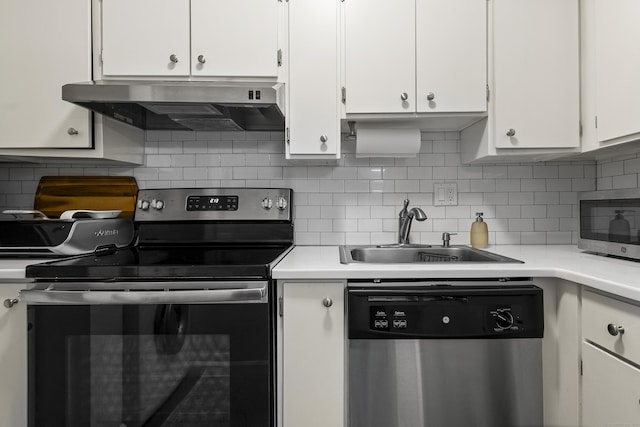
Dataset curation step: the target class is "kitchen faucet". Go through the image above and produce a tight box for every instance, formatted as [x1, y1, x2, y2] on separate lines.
[398, 199, 427, 244]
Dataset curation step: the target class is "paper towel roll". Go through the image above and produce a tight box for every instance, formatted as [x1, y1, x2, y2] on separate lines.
[355, 126, 421, 158]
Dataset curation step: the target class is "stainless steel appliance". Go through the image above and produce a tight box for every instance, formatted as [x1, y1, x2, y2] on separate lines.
[62, 80, 285, 131]
[23, 187, 293, 427]
[347, 279, 544, 427]
[579, 188, 640, 260]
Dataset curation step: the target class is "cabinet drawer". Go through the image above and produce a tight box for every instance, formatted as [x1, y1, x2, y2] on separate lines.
[583, 289, 640, 365]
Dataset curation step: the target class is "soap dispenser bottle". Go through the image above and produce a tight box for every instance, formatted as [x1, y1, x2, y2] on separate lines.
[470, 212, 488, 248]
[609, 210, 631, 243]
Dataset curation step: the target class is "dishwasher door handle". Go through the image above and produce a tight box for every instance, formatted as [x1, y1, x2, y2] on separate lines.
[20, 284, 267, 305]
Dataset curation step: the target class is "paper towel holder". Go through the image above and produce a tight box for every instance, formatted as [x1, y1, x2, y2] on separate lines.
[346, 121, 357, 140]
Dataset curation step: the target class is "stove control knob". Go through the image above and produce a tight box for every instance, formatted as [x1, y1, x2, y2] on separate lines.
[495, 308, 514, 330]
[138, 200, 150, 211]
[276, 196, 288, 211]
[261, 198, 273, 210]
[151, 199, 165, 210]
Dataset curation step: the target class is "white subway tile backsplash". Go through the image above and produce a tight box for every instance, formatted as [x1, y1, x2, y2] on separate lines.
[612, 174, 638, 189]
[4, 130, 634, 245]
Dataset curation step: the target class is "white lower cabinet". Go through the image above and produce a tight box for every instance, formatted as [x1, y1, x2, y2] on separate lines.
[582, 289, 640, 426]
[279, 281, 345, 427]
[582, 343, 640, 427]
[0, 284, 27, 427]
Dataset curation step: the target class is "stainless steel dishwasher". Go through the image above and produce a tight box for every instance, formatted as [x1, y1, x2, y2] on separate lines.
[348, 279, 544, 427]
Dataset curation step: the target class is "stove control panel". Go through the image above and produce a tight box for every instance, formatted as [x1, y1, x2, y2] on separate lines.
[186, 195, 238, 211]
[135, 188, 292, 221]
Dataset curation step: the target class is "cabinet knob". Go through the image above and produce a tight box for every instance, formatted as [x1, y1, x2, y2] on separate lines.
[67, 128, 79, 136]
[607, 323, 625, 336]
[322, 297, 333, 308]
[400, 92, 409, 101]
[3, 298, 18, 309]
[427, 92, 435, 101]
[320, 135, 328, 144]
[506, 128, 516, 137]
[197, 55, 206, 64]
[169, 54, 179, 63]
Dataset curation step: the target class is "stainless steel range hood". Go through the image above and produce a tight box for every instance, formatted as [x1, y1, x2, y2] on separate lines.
[62, 80, 285, 132]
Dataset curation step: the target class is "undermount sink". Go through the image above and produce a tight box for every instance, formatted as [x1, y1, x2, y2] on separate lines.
[339, 245, 524, 264]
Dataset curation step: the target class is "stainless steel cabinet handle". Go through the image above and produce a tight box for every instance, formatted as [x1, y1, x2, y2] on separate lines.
[400, 92, 409, 101]
[506, 129, 516, 137]
[320, 135, 328, 144]
[607, 323, 625, 336]
[3, 298, 18, 308]
[197, 55, 206, 64]
[67, 128, 79, 136]
[322, 297, 333, 308]
[169, 54, 179, 63]
[427, 92, 435, 101]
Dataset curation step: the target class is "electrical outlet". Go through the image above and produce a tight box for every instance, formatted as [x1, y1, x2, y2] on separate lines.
[433, 183, 458, 206]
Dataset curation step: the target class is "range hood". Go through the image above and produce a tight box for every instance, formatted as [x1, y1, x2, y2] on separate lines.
[62, 80, 285, 132]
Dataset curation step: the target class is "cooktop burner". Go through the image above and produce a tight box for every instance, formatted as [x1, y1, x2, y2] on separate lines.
[26, 188, 294, 282]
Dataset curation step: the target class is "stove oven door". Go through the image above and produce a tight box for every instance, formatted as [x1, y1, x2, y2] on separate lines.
[23, 281, 272, 427]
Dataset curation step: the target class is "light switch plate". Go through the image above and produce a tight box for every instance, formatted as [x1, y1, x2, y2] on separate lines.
[433, 183, 458, 206]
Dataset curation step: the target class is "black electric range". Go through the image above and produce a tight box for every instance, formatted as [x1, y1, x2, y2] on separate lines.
[25, 187, 294, 283]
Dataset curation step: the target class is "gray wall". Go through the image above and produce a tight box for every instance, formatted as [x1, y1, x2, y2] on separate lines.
[0, 130, 610, 246]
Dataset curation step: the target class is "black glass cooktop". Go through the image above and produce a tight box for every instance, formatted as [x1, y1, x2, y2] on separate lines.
[25, 245, 292, 281]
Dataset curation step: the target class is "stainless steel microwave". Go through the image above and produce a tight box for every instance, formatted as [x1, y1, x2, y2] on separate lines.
[579, 189, 640, 260]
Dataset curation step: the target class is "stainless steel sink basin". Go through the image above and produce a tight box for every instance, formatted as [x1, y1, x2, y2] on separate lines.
[339, 245, 523, 264]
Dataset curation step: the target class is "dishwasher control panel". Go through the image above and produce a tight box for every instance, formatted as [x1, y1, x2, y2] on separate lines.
[348, 283, 544, 339]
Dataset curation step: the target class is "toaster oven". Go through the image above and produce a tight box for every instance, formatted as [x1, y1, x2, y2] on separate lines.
[579, 189, 640, 260]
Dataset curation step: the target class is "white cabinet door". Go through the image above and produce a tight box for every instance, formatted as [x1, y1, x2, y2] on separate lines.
[345, 0, 415, 113]
[287, 0, 340, 157]
[282, 282, 344, 427]
[0, 285, 27, 427]
[492, 0, 579, 149]
[101, 0, 191, 76]
[416, 0, 486, 113]
[191, 0, 278, 77]
[0, 0, 91, 149]
[594, 0, 640, 143]
[582, 343, 640, 427]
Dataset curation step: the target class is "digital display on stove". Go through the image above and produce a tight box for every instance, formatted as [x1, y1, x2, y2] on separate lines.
[186, 195, 238, 211]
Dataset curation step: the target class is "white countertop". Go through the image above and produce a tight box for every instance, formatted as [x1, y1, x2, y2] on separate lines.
[0, 259, 50, 282]
[272, 245, 640, 302]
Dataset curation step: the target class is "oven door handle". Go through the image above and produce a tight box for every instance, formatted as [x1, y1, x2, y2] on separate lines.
[19, 284, 268, 305]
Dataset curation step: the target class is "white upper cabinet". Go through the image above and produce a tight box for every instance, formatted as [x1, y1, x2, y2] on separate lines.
[191, 0, 279, 77]
[101, 0, 279, 78]
[491, 0, 579, 150]
[461, 0, 580, 163]
[581, 0, 640, 154]
[415, 0, 487, 113]
[344, 0, 486, 115]
[594, 0, 640, 143]
[345, 0, 415, 114]
[286, 0, 340, 158]
[102, 0, 190, 76]
[0, 0, 92, 149]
